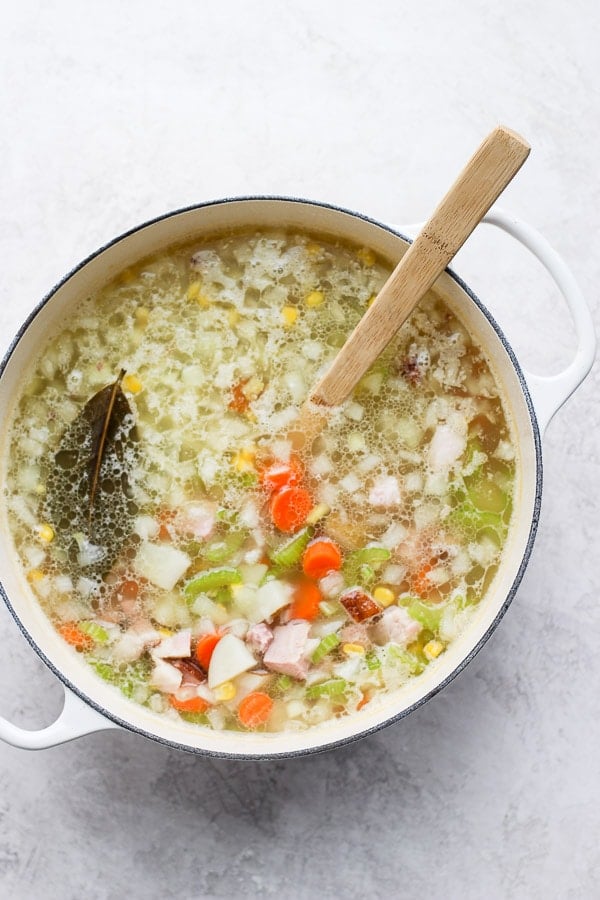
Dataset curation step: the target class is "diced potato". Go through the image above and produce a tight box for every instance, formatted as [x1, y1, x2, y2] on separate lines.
[208, 634, 257, 689]
[135, 542, 191, 590]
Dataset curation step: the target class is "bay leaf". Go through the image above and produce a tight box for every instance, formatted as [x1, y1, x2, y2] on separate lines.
[44, 370, 139, 574]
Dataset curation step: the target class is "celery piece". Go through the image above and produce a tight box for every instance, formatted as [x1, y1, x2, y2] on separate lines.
[311, 632, 341, 664]
[270, 527, 313, 569]
[306, 678, 348, 699]
[178, 711, 210, 725]
[446, 500, 505, 542]
[464, 471, 507, 514]
[89, 657, 151, 699]
[203, 531, 247, 564]
[407, 599, 444, 632]
[184, 566, 242, 599]
[79, 621, 110, 644]
[365, 650, 382, 671]
[318, 600, 339, 617]
[275, 674, 294, 693]
[343, 545, 391, 585]
[386, 644, 425, 675]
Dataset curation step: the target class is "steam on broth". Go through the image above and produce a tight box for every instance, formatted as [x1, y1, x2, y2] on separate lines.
[4, 229, 515, 733]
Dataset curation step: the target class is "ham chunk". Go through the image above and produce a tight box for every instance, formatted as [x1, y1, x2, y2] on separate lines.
[153, 628, 191, 659]
[340, 623, 371, 647]
[371, 606, 422, 648]
[263, 620, 311, 680]
[246, 622, 274, 655]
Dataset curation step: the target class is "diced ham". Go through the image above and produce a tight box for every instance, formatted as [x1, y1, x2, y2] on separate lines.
[175, 501, 216, 540]
[428, 424, 466, 471]
[371, 605, 422, 647]
[171, 658, 206, 686]
[150, 659, 183, 693]
[368, 475, 401, 508]
[263, 620, 311, 680]
[339, 588, 382, 623]
[246, 622, 274, 655]
[153, 628, 191, 659]
[112, 624, 161, 663]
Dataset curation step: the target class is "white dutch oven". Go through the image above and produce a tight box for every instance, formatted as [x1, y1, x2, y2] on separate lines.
[0, 199, 595, 757]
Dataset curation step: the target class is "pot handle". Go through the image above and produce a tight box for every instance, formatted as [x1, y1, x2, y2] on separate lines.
[395, 207, 595, 435]
[481, 208, 596, 434]
[0, 684, 117, 750]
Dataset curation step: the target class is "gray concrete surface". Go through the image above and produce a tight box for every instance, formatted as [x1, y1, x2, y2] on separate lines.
[1, 1, 599, 897]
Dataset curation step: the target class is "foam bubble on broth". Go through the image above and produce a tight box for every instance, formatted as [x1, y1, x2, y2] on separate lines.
[4, 228, 516, 731]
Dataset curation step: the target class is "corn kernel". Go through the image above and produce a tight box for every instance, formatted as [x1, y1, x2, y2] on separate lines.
[37, 523, 54, 544]
[157, 627, 174, 637]
[214, 681, 236, 702]
[123, 374, 143, 394]
[305, 290, 324, 308]
[424, 639, 444, 660]
[306, 242, 322, 256]
[282, 305, 299, 327]
[342, 643, 366, 657]
[187, 280, 201, 301]
[233, 444, 256, 473]
[27, 569, 45, 583]
[373, 586, 395, 607]
[135, 306, 149, 326]
[228, 308, 240, 327]
[305, 503, 331, 525]
[357, 247, 376, 266]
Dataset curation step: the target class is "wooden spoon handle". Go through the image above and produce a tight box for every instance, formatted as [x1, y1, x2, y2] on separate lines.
[308, 126, 530, 408]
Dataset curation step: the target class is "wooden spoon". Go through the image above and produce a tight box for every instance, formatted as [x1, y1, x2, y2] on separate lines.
[294, 125, 530, 447]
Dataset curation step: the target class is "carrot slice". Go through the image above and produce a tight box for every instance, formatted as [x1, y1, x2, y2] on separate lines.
[290, 578, 322, 621]
[412, 562, 434, 596]
[228, 379, 250, 414]
[58, 622, 94, 651]
[238, 691, 274, 728]
[195, 633, 222, 671]
[169, 694, 210, 713]
[302, 538, 342, 579]
[270, 485, 312, 533]
[259, 456, 304, 493]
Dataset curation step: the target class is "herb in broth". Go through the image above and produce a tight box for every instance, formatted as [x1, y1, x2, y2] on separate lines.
[5, 228, 516, 733]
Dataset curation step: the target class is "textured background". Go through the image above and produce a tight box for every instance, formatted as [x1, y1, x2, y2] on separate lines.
[1, 2, 599, 898]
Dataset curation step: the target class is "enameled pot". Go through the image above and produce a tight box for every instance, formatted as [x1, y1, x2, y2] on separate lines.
[0, 198, 595, 757]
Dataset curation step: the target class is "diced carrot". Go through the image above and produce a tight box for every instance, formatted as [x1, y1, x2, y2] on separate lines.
[169, 694, 210, 713]
[270, 485, 313, 533]
[302, 538, 342, 579]
[195, 633, 222, 670]
[412, 562, 434, 596]
[58, 622, 93, 651]
[238, 691, 274, 728]
[290, 578, 322, 621]
[357, 693, 371, 711]
[259, 456, 304, 493]
[228, 379, 250, 414]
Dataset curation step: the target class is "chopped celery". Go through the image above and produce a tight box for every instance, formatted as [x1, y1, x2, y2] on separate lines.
[275, 674, 294, 693]
[184, 566, 242, 598]
[387, 644, 425, 675]
[203, 531, 247, 564]
[311, 632, 341, 664]
[89, 657, 151, 699]
[306, 678, 348, 699]
[365, 650, 382, 670]
[446, 500, 505, 541]
[318, 600, 339, 617]
[178, 711, 210, 725]
[343, 545, 391, 585]
[407, 598, 444, 631]
[79, 620, 110, 644]
[270, 527, 313, 569]
[464, 471, 507, 513]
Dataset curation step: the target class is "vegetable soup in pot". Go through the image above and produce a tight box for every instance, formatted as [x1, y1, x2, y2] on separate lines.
[4, 228, 515, 733]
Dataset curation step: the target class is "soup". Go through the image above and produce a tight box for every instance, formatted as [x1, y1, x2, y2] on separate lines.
[4, 229, 515, 732]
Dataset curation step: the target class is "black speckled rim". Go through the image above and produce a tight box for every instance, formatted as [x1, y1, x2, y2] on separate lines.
[0, 196, 543, 759]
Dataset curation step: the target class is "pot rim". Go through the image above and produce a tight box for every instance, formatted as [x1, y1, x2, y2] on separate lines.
[0, 195, 543, 758]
